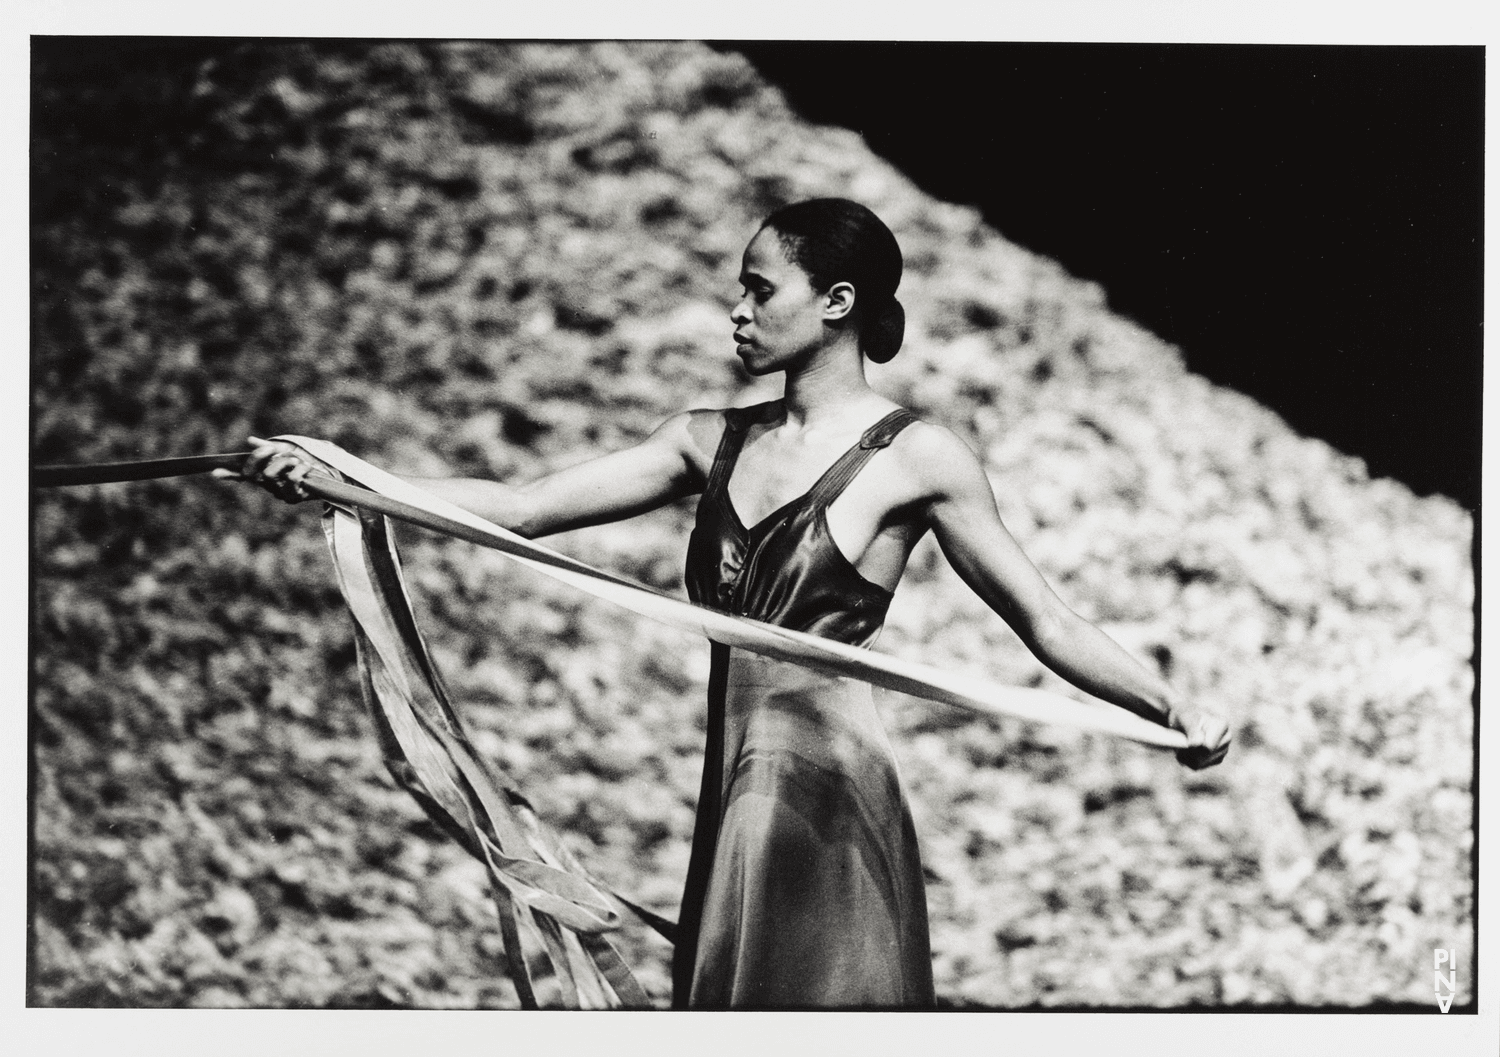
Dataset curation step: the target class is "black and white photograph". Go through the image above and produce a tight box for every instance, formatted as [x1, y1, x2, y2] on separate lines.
[20, 6, 1493, 1054]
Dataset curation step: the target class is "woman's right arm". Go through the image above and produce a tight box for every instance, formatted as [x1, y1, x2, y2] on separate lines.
[235, 410, 713, 539]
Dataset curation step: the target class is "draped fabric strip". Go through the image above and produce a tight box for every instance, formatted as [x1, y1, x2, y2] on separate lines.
[35, 441, 1188, 1008]
[277, 437, 1188, 750]
[320, 487, 655, 1008]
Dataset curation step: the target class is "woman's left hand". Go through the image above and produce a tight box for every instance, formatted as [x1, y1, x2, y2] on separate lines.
[1166, 703, 1233, 770]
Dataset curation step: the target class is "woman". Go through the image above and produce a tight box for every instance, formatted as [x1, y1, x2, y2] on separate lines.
[240, 198, 1232, 1009]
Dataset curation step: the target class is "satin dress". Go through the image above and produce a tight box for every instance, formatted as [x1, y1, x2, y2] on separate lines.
[673, 401, 936, 1009]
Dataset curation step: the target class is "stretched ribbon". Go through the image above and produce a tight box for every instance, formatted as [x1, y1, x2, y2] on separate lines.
[283, 438, 1188, 750]
[35, 444, 1189, 748]
[33, 453, 252, 487]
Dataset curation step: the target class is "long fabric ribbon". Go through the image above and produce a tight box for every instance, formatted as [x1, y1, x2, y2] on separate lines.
[35, 443, 1189, 1007]
[37, 448, 669, 1007]
[279, 437, 1189, 750]
[35, 445, 1190, 747]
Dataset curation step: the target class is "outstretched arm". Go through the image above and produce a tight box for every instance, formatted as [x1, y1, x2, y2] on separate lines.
[910, 426, 1231, 769]
[232, 410, 714, 539]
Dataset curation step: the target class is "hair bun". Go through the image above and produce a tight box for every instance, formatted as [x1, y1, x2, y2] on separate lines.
[863, 298, 905, 364]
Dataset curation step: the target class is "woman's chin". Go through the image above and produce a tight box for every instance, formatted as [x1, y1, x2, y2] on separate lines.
[737, 350, 775, 376]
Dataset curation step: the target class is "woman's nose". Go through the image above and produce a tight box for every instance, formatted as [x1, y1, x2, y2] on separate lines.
[730, 300, 751, 325]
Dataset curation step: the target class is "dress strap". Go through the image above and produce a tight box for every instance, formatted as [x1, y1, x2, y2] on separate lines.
[704, 401, 780, 498]
[805, 408, 919, 511]
[859, 408, 919, 450]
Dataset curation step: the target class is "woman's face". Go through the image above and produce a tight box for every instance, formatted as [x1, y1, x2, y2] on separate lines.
[730, 228, 831, 376]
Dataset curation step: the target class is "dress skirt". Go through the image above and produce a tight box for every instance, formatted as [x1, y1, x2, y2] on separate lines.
[676, 645, 935, 1009]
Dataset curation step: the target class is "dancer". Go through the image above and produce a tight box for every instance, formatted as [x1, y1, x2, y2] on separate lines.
[239, 198, 1232, 1009]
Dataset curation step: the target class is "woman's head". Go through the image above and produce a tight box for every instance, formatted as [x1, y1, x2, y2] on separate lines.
[758, 199, 905, 364]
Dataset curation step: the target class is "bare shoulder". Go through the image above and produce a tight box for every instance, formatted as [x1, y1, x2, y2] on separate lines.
[886, 418, 990, 499]
[674, 407, 730, 447]
[672, 400, 781, 458]
[661, 407, 732, 479]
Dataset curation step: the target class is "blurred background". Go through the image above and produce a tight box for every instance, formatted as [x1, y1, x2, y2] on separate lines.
[30, 39, 1475, 1009]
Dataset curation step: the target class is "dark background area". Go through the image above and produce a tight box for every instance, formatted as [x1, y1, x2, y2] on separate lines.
[726, 43, 1484, 511]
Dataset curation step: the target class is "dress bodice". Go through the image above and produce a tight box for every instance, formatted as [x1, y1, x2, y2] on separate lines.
[684, 402, 918, 648]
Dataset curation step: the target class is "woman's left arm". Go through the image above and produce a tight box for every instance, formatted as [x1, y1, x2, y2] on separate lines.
[909, 427, 1231, 769]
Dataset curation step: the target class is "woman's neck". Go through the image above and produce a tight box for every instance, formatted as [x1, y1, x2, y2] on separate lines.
[778, 339, 883, 428]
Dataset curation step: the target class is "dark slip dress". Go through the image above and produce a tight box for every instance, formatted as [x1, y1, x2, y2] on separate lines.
[673, 400, 936, 1009]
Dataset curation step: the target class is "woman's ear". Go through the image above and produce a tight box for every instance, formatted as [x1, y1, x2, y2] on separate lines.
[822, 281, 856, 323]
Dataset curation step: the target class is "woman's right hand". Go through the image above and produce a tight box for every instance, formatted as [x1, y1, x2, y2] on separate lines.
[213, 436, 339, 504]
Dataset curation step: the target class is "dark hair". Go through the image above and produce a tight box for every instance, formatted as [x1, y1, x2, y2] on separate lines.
[760, 198, 906, 363]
